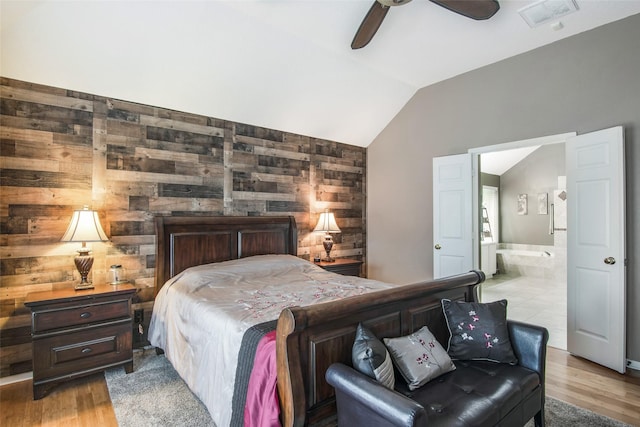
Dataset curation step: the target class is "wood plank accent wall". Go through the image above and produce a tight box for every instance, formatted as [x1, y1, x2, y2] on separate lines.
[0, 77, 367, 377]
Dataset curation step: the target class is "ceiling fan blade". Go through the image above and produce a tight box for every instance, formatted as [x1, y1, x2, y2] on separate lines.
[351, 1, 390, 49]
[429, 0, 500, 20]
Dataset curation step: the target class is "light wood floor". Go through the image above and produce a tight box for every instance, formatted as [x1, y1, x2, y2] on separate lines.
[545, 348, 640, 425]
[1, 347, 639, 426]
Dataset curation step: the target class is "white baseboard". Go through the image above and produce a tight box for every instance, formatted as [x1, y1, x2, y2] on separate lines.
[627, 359, 640, 371]
[0, 371, 32, 387]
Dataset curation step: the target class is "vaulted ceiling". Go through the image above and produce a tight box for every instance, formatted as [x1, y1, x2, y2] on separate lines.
[2, 1, 640, 147]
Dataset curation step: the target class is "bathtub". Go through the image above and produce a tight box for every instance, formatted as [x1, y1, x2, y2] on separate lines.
[497, 249, 553, 257]
[496, 244, 556, 279]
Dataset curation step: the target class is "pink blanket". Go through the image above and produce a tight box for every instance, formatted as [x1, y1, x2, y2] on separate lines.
[244, 331, 281, 427]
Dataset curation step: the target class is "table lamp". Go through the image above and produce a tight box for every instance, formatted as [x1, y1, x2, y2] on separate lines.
[61, 206, 109, 290]
[313, 210, 341, 262]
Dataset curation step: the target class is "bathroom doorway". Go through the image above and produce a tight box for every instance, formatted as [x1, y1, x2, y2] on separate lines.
[472, 137, 569, 350]
[438, 127, 627, 371]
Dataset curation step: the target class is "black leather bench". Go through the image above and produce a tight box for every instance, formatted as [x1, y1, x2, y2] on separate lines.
[326, 320, 549, 427]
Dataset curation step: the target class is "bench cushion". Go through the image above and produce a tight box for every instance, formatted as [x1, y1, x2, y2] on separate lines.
[395, 360, 541, 427]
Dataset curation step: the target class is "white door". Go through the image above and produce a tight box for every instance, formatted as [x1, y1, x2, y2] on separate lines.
[566, 126, 626, 373]
[433, 154, 473, 278]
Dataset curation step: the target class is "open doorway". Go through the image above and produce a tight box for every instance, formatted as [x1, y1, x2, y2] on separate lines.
[471, 135, 571, 351]
[453, 128, 627, 371]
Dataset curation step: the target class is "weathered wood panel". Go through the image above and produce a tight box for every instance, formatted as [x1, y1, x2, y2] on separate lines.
[0, 76, 367, 378]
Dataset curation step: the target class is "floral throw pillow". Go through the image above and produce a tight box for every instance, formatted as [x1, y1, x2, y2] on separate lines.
[383, 326, 456, 390]
[441, 299, 518, 364]
[352, 323, 395, 389]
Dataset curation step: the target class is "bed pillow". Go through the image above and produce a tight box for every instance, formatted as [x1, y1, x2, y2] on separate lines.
[383, 326, 456, 391]
[352, 323, 395, 389]
[442, 299, 518, 364]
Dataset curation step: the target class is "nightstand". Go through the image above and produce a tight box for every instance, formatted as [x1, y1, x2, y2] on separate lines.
[315, 258, 363, 277]
[24, 283, 135, 400]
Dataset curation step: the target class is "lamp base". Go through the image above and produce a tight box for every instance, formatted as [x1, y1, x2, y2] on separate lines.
[323, 234, 335, 262]
[74, 251, 95, 291]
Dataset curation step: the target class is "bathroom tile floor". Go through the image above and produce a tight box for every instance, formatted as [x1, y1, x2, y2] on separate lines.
[479, 273, 567, 350]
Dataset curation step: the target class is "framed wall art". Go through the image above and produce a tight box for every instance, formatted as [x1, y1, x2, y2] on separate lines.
[537, 193, 548, 215]
[517, 193, 528, 215]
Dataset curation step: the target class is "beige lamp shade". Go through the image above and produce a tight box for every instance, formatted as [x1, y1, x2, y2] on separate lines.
[61, 206, 109, 243]
[313, 211, 341, 234]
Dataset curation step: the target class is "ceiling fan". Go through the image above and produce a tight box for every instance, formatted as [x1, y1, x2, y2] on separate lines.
[351, 0, 500, 49]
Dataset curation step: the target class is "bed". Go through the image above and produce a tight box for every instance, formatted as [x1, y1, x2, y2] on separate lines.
[148, 215, 484, 427]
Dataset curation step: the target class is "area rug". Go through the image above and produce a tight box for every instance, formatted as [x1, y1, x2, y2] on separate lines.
[106, 349, 632, 427]
[105, 348, 214, 426]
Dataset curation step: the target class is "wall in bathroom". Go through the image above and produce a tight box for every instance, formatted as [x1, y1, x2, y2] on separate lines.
[481, 172, 500, 188]
[499, 144, 565, 245]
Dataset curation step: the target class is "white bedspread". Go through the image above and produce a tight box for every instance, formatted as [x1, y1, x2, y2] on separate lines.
[148, 254, 394, 427]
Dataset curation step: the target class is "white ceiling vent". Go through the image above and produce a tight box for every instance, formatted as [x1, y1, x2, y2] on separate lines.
[518, 0, 579, 28]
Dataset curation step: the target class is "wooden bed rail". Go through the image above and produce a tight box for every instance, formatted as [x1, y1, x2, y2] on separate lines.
[276, 270, 485, 427]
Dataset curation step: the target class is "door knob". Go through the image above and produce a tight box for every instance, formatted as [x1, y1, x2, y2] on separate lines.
[604, 257, 616, 265]
[435, 244, 441, 250]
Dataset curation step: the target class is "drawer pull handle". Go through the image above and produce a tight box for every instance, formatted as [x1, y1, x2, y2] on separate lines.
[81, 348, 92, 354]
[80, 312, 92, 319]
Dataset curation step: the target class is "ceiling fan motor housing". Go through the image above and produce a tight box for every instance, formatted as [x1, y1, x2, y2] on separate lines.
[378, 0, 413, 7]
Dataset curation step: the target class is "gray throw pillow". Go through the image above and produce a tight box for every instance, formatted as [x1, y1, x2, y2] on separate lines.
[442, 299, 518, 364]
[383, 326, 456, 391]
[352, 323, 395, 389]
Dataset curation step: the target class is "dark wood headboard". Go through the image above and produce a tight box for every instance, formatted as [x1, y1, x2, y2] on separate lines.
[155, 216, 298, 292]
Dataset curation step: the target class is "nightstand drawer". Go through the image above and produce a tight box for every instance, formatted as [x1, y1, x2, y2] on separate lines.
[32, 321, 132, 382]
[32, 298, 131, 333]
[315, 259, 363, 277]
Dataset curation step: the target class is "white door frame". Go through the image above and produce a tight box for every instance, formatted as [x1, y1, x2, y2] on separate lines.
[468, 132, 577, 270]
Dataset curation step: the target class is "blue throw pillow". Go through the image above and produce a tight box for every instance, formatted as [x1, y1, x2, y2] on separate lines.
[352, 323, 395, 389]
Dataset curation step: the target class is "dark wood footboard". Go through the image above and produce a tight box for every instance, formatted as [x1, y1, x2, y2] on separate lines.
[276, 270, 485, 427]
